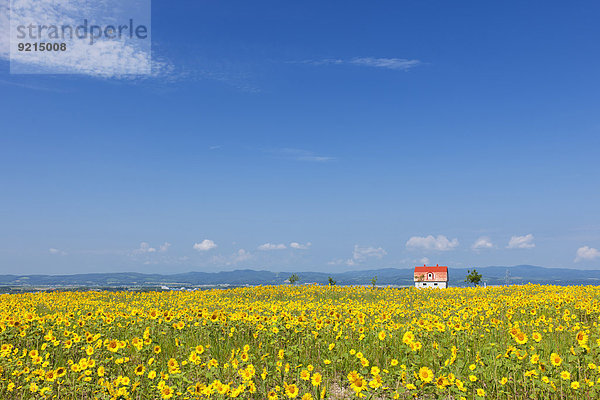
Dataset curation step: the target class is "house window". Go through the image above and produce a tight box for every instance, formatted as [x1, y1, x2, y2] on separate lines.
[434, 283, 438, 286]
[423, 283, 426, 286]
[427, 272, 433, 280]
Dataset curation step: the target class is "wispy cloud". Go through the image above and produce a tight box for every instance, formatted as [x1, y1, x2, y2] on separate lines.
[0, 1, 10, 58]
[49, 248, 67, 255]
[210, 249, 252, 266]
[187, 67, 260, 92]
[329, 244, 387, 266]
[159, 242, 171, 253]
[350, 57, 421, 70]
[132, 242, 157, 254]
[0, 2, 266, 90]
[507, 234, 535, 249]
[290, 242, 311, 250]
[1, 0, 174, 79]
[353, 245, 387, 261]
[258, 243, 287, 251]
[406, 235, 459, 251]
[299, 57, 422, 71]
[268, 148, 335, 163]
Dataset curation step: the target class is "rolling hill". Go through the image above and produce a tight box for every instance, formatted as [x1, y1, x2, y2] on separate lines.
[0, 265, 599, 289]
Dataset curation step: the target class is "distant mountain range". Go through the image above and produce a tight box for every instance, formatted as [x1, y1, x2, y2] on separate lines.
[1, 265, 600, 288]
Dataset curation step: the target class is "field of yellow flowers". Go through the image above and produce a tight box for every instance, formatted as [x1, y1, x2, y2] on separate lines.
[1, 284, 599, 399]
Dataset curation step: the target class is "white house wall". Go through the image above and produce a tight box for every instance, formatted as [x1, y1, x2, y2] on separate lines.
[414, 281, 447, 289]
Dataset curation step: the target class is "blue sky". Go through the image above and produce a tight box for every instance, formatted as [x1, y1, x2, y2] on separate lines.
[1, 0, 599, 274]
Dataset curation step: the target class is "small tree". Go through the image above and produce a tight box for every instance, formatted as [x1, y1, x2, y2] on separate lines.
[328, 276, 336, 286]
[371, 275, 378, 289]
[465, 269, 482, 286]
[288, 274, 299, 285]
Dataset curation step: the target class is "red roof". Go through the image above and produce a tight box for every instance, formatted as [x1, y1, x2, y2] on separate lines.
[414, 265, 448, 273]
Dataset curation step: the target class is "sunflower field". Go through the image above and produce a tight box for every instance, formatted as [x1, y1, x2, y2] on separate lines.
[1, 284, 599, 399]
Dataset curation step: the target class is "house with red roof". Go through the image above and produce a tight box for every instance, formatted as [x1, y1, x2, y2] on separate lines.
[414, 264, 448, 288]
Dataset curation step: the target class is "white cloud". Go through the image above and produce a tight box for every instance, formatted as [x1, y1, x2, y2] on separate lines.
[290, 242, 311, 250]
[301, 57, 421, 71]
[507, 234, 535, 249]
[133, 242, 156, 254]
[159, 242, 171, 253]
[210, 249, 252, 266]
[327, 258, 357, 267]
[193, 239, 217, 251]
[233, 249, 251, 263]
[257, 243, 287, 251]
[472, 237, 494, 250]
[406, 235, 459, 251]
[328, 245, 387, 267]
[575, 246, 600, 262]
[49, 248, 67, 255]
[419, 257, 430, 265]
[353, 245, 387, 261]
